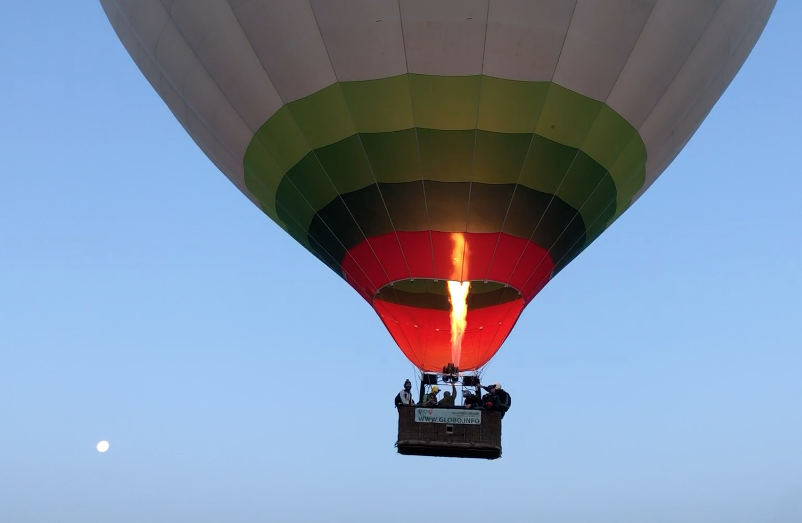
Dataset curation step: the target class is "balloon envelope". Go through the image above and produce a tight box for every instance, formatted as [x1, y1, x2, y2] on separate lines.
[100, 0, 775, 371]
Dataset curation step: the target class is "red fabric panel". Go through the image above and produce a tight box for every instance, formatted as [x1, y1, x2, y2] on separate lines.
[521, 267, 553, 302]
[373, 298, 525, 371]
[485, 234, 529, 283]
[342, 252, 376, 302]
[345, 231, 555, 287]
[430, 230, 464, 281]
[395, 231, 436, 278]
[366, 233, 410, 283]
[428, 231, 500, 282]
[342, 231, 555, 369]
[508, 241, 552, 290]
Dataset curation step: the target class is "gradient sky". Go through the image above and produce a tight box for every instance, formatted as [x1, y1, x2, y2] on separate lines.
[1, 2, 801, 522]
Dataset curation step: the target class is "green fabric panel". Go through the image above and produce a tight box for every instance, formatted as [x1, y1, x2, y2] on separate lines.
[255, 126, 629, 236]
[257, 202, 287, 232]
[417, 128, 476, 182]
[280, 218, 312, 251]
[472, 130, 533, 185]
[576, 182, 617, 248]
[240, 77, 654, 290]
[518, 134, 578, 195]
[285, 154, 339, 212]
[287, 84, 356, 149]
[252, 106, 311, 172]
[391, 279, 447, 295]
[586, 165, 644, 247]
[612, 165, 645, 217]
[477, 76, 549, 134]
[586, 171, 642, 248]
[554, 151, 613, 218]
[609, 136, 648, 214]
[315, 134, 376, 194]
[246, 175, 283, 228]
[536, 84, 603, 150]
[360, 129, 422, 184]
[243, 139, 285, 218]
[583, 197, 618, 248]
[275, 178, 317, 246]
[409, 74, 481, 130]
[581, 192, 635, 253]
[606, 197, 633, 233]
[245, 78, 649, 252]
[583, 104, 637, 173]
[340, 75, 414, 133]
[626, 166, 646, 203]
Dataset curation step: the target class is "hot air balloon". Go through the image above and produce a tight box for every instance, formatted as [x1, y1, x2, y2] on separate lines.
[100, 0, 774, 457]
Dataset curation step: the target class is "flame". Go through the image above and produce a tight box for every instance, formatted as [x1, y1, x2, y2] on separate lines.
[447, 233, 470, 366]
[447, 280, 470, 366]
[450, 233, 466, 280]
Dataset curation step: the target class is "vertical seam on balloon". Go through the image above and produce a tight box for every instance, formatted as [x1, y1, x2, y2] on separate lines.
[515, 126, 650, 299]
[273, 194, 369, 292]
[481, 83, 553, 284]
[550, 1, 579, 83]
[373, 300, 426, 370]
[598, 1, 659, 103]
[222, 1, 390, 293]
[505, 1, 659, 291]
[397, 0, 438, 282]
[110, 0, 374, 292]
[637, 0, 770, 196]
[636, 0, 769, 192]
[133, 0, 254, 206]
[614, 0, 773, 235]
[302, 1, 417, 357]
[517, 132, 651, 303]
[475, 300, 525, 375]
[522, 190, 620, 304]
[626, 2, 722, 132]
[494, 0, 582, 292]
[630, 0, 772, 194]
[183, 2, 383, 292]
[607, 1, 723, 206]
[598, 132, 649, 235]
[306, 1, 414, 291]
[116, 2, 225, 180]
[459, 0, 492, 283]
[500, 146, 586, 291]
[505, 112, 637, 298]
[297, 156, 392, 290]
[516, 175, 607, 294]
[278, 95, 394, 287]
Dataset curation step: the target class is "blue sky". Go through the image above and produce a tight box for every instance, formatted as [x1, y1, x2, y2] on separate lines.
[1, 2, 800, 522]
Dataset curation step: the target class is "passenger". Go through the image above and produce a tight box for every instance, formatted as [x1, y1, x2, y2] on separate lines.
[494, 383, 512, 415]
[394, 379, 416, 407]
[437, 383, 457, 406]
[462, 389, 481, 409]
[421, 385, 439, 406]
[481, 383, 511, 416]
[480, 383, 501, 409]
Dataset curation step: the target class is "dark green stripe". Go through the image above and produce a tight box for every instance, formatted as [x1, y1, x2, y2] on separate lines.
[376, 281, 521, 311]
[275, 129, 618, 238]
[303, 181, 586, 273]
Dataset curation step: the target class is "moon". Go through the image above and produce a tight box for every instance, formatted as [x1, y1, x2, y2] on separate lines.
[96, 441, 109, 453]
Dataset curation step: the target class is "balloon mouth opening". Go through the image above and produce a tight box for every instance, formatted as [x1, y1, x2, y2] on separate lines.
[372, 279, 526, 372]
[372, 279, 521, 311]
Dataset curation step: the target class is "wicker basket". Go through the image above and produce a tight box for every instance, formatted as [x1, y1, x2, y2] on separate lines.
[395, 406, 502, 459]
